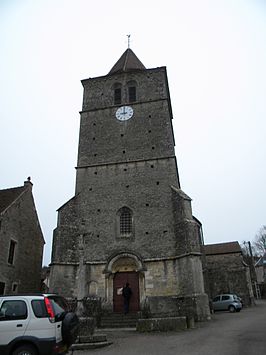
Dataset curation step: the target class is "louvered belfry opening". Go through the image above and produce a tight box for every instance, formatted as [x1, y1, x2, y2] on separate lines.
[128, 86, 136, 102]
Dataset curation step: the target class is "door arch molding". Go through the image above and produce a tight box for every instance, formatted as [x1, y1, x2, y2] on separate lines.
[103, 251, 146, 275]
[103, 251, 146, 312]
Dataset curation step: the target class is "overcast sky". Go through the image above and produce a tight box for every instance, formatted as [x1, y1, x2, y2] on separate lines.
[1, 0, 266, 266]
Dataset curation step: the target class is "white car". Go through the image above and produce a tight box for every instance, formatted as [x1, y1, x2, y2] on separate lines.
[0, 294, 79, 355]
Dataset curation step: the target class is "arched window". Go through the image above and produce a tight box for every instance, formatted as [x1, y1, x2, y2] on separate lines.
[118, 207, 133, 237]
[127, 80, 137, 103]
[113, 83, 122, 105]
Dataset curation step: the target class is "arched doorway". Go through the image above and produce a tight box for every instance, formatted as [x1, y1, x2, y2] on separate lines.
[113, 271, 139, 313]
[104, 252, 146, 313]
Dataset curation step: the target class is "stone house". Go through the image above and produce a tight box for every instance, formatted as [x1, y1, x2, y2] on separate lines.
[204, 241, 254, 305]
[49, 48, 210, 321]
[0, 178, 44, 294]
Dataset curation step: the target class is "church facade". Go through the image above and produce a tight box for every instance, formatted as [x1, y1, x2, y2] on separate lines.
[49, 49, 210, 320]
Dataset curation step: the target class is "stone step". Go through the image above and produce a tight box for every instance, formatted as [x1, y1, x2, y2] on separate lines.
[78, 334, 107, 343]
[72, 333, 113, 350]
[100, 313, 138, 328]
[100, 320, 137, 327]
[71, 341, 112, 350]
[102, 313, 138, 319]
[100, 321, 137, 328]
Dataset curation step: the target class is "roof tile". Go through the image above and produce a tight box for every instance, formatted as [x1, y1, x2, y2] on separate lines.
[204, 241, 242, 255]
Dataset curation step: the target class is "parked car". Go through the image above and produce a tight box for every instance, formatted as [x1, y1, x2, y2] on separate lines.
[236, 296, 244, 307]
[0, 293, 79, 355]
[212, 294, 242, 313]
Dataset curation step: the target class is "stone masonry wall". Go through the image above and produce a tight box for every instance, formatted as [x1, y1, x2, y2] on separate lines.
[52, 158, 180, 264]
[0, 187, 44, 294]
[206, 253, 253, 305]
[76, 68, 175, 186]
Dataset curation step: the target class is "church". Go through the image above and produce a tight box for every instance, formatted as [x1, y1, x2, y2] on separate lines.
[49, 48, 210, 321]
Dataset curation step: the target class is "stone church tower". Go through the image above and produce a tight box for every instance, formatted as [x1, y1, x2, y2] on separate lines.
[50, 48, 210, 320]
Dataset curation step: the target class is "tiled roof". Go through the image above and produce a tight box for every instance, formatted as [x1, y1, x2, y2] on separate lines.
[108, 48, 146, 74]
[0, 186, 25, 213]
[204, 241, 242, 255]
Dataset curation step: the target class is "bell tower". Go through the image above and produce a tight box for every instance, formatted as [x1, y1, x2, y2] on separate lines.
[50, 48, 210, 321]
[75, 48, 180, 194]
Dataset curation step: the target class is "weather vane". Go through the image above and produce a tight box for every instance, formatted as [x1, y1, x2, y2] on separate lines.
[127, 34, 131, 49]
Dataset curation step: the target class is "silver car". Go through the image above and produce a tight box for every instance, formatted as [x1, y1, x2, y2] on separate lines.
[212, 294, 242, 313]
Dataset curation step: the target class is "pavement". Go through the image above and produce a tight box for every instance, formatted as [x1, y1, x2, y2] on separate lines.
[70, 299, 266, 355]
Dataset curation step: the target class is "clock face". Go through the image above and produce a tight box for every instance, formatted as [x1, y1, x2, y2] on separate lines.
[116, 106, 134, 121]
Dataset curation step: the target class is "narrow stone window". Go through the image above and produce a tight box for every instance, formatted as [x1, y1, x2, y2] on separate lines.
[128, 86, 136, 102]
[8, 240, 16, 265]
[114, 83, 122, 105]
[118, 207, 133, 237]
[127, 80, 137, 103]
[114, 89, 121, 104]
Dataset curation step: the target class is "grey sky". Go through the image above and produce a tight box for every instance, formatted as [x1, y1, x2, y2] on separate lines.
[1, 0, 266, 265]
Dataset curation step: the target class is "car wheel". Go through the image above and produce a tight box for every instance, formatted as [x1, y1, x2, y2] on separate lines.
[62, 312, 79, 346]
[12, 344, 37, 355]
[228, 305, 236, 313]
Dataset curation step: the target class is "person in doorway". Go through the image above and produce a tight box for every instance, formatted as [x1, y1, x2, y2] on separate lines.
[122, 282, 132, 314]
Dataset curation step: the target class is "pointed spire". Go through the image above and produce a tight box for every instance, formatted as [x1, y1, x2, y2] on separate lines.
[108, 48, 146, 75]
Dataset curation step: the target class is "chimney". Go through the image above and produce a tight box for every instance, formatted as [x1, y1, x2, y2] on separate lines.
[24, 176, 33, 190]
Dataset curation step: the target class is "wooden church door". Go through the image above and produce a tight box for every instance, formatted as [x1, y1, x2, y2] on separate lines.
[113, 272, 140, 313]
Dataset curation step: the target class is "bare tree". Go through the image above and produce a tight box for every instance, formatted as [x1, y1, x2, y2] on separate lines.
[253, 225, 266, 256]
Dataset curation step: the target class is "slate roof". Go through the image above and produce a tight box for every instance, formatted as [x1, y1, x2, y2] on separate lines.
[108, 48, 146, 74]
[204, 241, 242, 255]
[0, 186, 25, 213]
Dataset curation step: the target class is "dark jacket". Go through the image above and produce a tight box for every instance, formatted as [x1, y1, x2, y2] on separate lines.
[122, 286, 132, 300]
